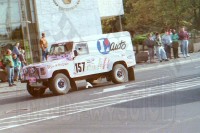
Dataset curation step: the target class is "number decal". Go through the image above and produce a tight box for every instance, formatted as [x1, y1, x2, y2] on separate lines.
[75, 62, 85, 73]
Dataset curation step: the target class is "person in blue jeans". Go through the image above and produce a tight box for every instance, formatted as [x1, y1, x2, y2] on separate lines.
[155, 33, 169, 62]
[40, 32, 48, 61]
[12, 53, 21, 81]
[3, 49, 16, 87]
[178, 27, 190, 57]
[162, 30, 172, 59]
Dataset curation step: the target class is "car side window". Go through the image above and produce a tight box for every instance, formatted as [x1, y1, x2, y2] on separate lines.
[75, 43, 89, 55]
[65, 42, 73, 52]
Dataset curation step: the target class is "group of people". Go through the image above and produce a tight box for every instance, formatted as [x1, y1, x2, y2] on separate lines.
[1, 43, 26, 87]
[0, 32, 48, 87]
[145, 27, 190, 63]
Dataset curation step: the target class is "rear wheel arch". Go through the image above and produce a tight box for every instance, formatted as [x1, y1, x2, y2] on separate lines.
[112, 61, 128, 69]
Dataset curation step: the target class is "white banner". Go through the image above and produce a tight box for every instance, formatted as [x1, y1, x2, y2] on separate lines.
[34, 0, 102, 45]
[98, 0, 124, 18]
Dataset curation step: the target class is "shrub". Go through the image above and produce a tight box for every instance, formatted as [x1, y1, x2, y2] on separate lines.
[133, 34, 147, 45]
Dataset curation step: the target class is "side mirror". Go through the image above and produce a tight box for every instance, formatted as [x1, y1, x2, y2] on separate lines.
[74, 50, 78, 57]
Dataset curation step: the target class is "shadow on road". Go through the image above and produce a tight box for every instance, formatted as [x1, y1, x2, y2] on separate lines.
[112, 86, 200, 109]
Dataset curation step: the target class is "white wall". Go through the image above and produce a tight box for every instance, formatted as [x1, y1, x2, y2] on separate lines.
[98, 0, 124, 18]
[34, 0, 102, 46]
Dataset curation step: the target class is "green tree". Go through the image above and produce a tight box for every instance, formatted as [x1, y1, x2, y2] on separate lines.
[102, 0, 200, 33]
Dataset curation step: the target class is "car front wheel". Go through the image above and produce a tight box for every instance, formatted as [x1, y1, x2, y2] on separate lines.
[27, 84, 46, 97]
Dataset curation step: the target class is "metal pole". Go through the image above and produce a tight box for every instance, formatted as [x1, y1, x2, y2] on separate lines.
[19, 0, 33, 63]
[6, 0, 11, 38]
[119, 15, 123, 31]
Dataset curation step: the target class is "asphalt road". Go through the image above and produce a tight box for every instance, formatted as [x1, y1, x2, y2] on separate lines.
[0, 57, 200, 133]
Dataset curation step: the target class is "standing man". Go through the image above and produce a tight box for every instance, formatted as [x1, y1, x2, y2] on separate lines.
[162, 30, 172, 59]
[40, 32, 48, 61]
[171, 29, 179, 59]
[155, 32, 168, 62]
[178, 27, 190, 57]
[3, 49, 16, 87]
[12, 42, 21, 57]
[145, 33, 156, 63]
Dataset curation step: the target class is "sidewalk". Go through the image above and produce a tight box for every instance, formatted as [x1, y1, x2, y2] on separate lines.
[0, 52, 200, 94]
[0, 81, 26, 94]
[136, 52, 200, 72]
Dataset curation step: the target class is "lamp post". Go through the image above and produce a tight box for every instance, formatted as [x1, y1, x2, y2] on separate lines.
[18, 0, 33, 64]
[119, 15, 123, 31]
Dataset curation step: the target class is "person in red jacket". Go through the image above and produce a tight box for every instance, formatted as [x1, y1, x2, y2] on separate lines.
[178, 27, 190, 58]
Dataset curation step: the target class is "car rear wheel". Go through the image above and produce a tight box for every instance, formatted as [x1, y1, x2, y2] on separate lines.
[111, 64, 128, 84]
[49, 73, 71, 95]
[128, 67, 135, 81]
[27, 84, 46, 97]
[70, 79, 77, 91]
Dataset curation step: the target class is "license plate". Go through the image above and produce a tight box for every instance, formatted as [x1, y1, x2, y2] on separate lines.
[29, 77, 36, 83]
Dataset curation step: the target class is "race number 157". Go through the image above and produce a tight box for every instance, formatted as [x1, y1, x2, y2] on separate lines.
[75, 62, 85, 73]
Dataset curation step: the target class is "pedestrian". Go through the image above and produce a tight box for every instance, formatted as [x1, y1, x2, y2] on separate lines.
[155, 32, 169, 62]
[151, 32, 156, 41]
[12, 53, 21, 81]
[0, 60, 4, 69]
[19, 48, 27, 67]
[178, 27, 190, 58]
[171, 29, 179, 59]
[40, 32, 48, 61]
[12, 42, 21, 57]
[162, 29, 172, 59]
[145, 33, 156, 63]
[3, 49, 16, 87]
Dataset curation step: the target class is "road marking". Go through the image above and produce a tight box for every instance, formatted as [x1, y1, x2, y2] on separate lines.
[126, 76, 170, 86]
[91, 76, 170, 95]
[0, 77, 200, 131]
[195, 66, 200, 69]
[92, 86, 125, 95]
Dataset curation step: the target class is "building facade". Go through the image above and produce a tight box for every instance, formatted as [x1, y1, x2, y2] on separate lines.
[0, 0, 124, 63]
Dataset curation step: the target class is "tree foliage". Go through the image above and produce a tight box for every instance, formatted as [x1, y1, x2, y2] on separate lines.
[102, 0, 200, 33]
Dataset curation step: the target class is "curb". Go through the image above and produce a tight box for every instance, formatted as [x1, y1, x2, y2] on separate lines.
[135, 56, 200, 72]
[0, 83, 26, 94]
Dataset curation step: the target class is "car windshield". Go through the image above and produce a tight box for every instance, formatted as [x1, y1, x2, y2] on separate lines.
[49, 42, 73, 55]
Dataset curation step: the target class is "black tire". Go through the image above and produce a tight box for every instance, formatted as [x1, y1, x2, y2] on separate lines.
[49, 73, 71, 95]
[106, 74, 112, 82]
[70, 79, 78, 91]
[111, 64, 128, 84]
[27, 83, 46, 97]
[128, 67, 135, 81]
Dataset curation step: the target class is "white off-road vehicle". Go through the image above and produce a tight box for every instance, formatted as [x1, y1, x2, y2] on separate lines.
[21, 31, 136, 97]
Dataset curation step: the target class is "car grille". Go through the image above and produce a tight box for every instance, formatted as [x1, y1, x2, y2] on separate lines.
[23, 67, 40, 79]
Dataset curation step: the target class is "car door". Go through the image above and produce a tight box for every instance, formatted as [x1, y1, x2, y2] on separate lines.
[73, 42, 93, 77]
[73, 42, 110, 78]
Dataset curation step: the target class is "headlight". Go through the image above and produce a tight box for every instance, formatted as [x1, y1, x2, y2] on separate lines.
[40, 67, 46, 75]
[23, 68, 28, 74]
[28, 67, 36, 74]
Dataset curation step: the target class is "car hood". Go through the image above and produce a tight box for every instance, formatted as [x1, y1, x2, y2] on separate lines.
[24, 58, 69, 68]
